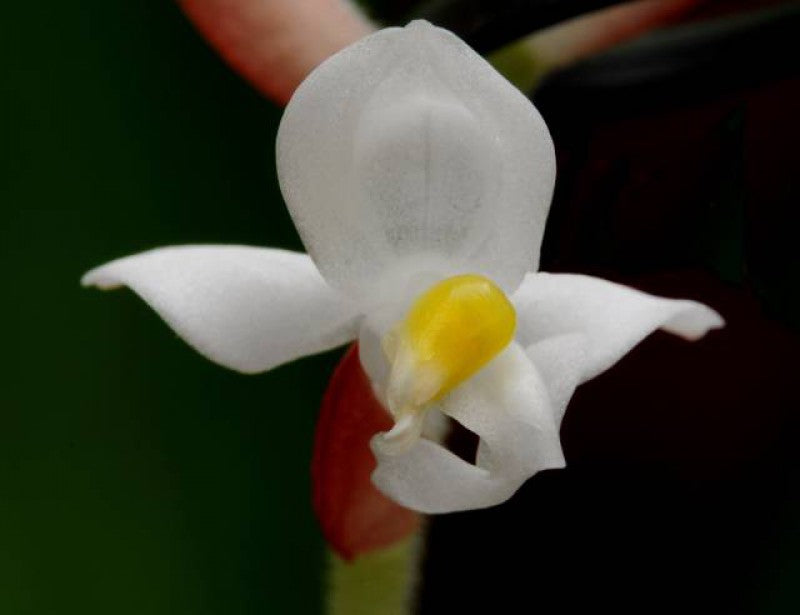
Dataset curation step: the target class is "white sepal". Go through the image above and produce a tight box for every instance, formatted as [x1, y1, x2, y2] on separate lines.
[83, 246, 360, 373]
[277, 20, 555, 298]
[512, 273, 723, 383]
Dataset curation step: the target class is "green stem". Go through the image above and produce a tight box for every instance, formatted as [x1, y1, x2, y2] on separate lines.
[489, 41, 547, 94]
[325, 527, 424, 615]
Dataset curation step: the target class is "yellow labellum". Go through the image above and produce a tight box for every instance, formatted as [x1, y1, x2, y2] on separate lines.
[386, 274, 516, 403]
[379, 274, 515, 454]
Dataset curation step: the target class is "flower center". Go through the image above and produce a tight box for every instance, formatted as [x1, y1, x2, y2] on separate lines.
[378, 274, 516, 454]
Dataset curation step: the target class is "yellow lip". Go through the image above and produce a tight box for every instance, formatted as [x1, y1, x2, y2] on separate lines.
[378, 274, 516, 454]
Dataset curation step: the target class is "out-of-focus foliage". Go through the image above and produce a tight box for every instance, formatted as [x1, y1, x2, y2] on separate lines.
[1, 2, 331, 613]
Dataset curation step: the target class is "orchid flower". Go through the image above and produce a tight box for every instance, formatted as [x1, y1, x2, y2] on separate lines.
[82, 21, 722, 515]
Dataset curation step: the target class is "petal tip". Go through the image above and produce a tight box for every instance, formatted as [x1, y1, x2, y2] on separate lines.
[80, 267, 116, 290]
[670, 302, 725, 341]
[79, 271, 95, 288]
[405, 19, 434, 31]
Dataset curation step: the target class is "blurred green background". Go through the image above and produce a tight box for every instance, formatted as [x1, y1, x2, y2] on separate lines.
[2, 3, 333, 613]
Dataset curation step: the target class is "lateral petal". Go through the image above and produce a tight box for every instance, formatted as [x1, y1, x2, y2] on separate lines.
[513, 272, 724, 383]
[82, 246, 359, 373]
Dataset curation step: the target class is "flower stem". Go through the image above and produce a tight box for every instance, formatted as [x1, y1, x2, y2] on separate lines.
[325, 527, 424, 615]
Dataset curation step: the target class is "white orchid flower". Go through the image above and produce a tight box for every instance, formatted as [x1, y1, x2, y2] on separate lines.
[83, 21, 723, 515]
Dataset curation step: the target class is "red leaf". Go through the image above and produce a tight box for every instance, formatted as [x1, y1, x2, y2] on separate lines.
[312, 344, 420, 560]
[177, 0, 373, 105]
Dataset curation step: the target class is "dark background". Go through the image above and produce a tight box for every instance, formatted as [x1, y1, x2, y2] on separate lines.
[420, 3, 800, 614]
[3, 2, 798, 614]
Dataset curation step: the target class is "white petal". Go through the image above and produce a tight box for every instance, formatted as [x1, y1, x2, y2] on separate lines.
[525, 333, 588, 427]
[277, 20, 555, 300]
[372, 438, 507, 513]
[513, 273, 724, 383]
[356, 306, 400, 402]
[82, 246, 360, 373]
[372, 344, 564, 513]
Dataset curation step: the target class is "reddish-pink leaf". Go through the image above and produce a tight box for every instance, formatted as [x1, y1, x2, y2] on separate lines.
[177, 0, 374, 105]
[312, 344, 419, 560]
